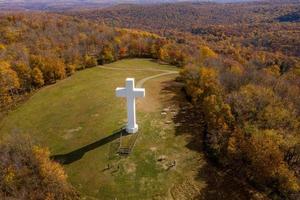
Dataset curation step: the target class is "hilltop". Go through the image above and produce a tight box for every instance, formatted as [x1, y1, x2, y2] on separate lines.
[0, 1, 299, 199]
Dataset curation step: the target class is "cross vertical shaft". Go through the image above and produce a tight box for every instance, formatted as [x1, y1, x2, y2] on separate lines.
[126, 79, 137, 133]
[116, 78, 145, 133]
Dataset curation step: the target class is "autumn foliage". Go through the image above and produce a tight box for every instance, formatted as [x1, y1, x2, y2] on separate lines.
[0, 13, 196, 110]
[0, 61, 20, 106]
[0, 1, 299, 198]
[0, 135, 79, 199]
[180, 62, 300, 198]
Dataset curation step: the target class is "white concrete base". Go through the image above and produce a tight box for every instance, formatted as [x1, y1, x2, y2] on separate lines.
[126, 124, 138, 134]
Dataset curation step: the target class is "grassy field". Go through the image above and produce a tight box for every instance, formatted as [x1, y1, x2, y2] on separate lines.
[0, 59, 204, 199]
[0, 59, 258, 199]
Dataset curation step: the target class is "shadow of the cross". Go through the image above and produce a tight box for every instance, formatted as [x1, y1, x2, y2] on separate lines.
[51, 127, 128, 165]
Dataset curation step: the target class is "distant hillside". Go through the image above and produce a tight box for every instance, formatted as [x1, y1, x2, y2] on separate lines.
[277, 11, 300, 22]
[0, 1, 112, 11]
[68, 1, 300, 57]
[0, 0, 260, 11]
[70, 1, 300, 29]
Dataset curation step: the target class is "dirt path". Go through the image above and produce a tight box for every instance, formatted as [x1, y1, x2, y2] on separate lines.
[98, 65, 179, 87]
[98, 65, 178, 73]
[136, 72, 178, 87]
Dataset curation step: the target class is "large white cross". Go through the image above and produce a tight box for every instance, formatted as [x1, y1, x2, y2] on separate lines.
[116, 78, 145, 133]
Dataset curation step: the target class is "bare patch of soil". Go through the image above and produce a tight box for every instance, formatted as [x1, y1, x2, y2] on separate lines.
[137, 74, 178, 113]
[63, 126, 82, 139]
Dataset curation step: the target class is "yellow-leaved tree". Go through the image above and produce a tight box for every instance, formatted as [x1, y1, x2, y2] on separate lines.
[31, 67, 44, 88]
[0, 61, 20, 106]
[199, 45, 217, 63]
[181, 66, 235, 159]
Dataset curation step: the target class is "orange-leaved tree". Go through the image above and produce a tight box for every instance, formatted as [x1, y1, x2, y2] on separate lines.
[0, 135, 79, 200]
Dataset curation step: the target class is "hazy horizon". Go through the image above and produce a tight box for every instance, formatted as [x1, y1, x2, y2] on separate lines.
[0, 0, 259, 4]
[0, 0, 262, 11]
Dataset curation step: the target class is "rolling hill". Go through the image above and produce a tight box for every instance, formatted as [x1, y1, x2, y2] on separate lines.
[0, 0, 260, 11]
[0, 1, 299, 199]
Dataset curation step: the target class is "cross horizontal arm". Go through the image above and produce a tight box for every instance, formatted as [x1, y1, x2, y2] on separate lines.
[116, 87, 126, 97]
[133, 88, 145, 97]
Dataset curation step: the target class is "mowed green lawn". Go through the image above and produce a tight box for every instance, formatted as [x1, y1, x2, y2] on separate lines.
[0, 59, 203, 199]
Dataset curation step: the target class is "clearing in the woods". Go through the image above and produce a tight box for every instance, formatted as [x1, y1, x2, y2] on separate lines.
[0, 59, 260, 200]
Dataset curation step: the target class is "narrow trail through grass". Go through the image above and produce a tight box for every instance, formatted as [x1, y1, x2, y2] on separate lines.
[98, 65, 179, 87]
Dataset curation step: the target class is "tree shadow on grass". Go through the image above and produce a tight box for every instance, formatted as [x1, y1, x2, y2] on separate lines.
[51, 127, 128, 165]
[160, 79, 263, 200]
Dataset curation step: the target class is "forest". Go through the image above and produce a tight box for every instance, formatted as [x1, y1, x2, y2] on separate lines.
[70, 1, 300, 198]
[0, 0, 300, 199]
[0, 13, 186, 111]
[72, 1, 300, 57]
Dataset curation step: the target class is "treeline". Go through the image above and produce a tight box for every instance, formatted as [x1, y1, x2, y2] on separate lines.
[0, 13, 204, 111]
[72, 1, 300, 66]
[180, 49, 300, 198]
[71, 1, 300, 31]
